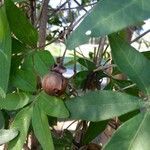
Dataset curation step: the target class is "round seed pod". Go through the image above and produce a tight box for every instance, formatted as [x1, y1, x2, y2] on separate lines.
[42, 71, 68, 96]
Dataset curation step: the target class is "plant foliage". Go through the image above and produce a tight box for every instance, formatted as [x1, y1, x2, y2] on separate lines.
[0, 0, 150, 149]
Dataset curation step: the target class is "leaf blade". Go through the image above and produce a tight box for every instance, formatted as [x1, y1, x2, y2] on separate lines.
[32, 103, 54, 150]
[5, 0, 38, 47]
[38, 92, 69, 118]
[11, 69, 37, 92]
[65, 90, 142, 121]
[33, 51, 55, 77]
[66, 0, 150, 49]
[8, 106, 33, 150]
[103, 112, 150, 150]
[0, 6, 11, 96]
[83, 120, 108, 144]
[109, 34, 150, 95]
[0, 92, 31, 110]
[0, 129, 18, 145]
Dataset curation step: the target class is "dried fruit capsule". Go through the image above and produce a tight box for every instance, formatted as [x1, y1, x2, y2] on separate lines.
[42, 70, 68, 96]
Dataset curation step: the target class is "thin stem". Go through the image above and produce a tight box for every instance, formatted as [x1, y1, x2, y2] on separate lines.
[102, 44, 109, 57]
[36, 37, 60, 49]
[74, 49, 77, 74]
[74, 0, 88, 13]
[61, 48, 67, 65]
[76, 50, 88, 59]
[66, 120, 77, 130]
[29, 0, 36, 25]
[120, 83, 136, 91]
[96, 37, 106, 66]
[62, 2, 97, 11]
[93, 64, 117, 72]
[38, 0, 50, 48]
[131, 29, 150, 43]
[48, 0, 69, 18]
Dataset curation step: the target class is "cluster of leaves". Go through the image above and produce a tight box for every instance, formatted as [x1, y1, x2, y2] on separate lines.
[0, 0, 150, 149]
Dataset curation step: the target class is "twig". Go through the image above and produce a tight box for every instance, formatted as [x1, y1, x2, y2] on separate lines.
[61, 0, 75, 64]
[96, 37, 106, 66]
[36, 36, 59, 49]
[120, 83, 136, 91]
[65, 0, 75, 37]
[48, 0, 69, 18]
[29, 0, 36, 25]
[48, 2, 97, 11]
[35, 5, 42, 26]
[61, 48, 67, 65]
[131, 29, 150, 43]
[74, 0, 88, 13]
[38, 0, 50, 48]
[93, 64, 117, 72]
[75, 50, 86, 58]
[72, 12, 87, 29]
[74, 49, 77, 74]
[102, 44, 109, 57]
[66, 120, 77, 130]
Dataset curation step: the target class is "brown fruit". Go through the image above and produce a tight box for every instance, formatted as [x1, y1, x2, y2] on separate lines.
[42, 71, 68, 96]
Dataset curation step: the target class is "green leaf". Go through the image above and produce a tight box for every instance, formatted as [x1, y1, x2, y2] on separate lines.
[77, 58, 96, 70]
[33, 50, 55, 77]
[11, 69, 37, 92]
[119, 109, 140, 123]
[112, 79, 139, 96]
[12, 38, 27, 54]
[74, 71, 89, 89]
[22, 50, 55, 77]
[0, 110, 4, 129]
[32, 103, 54, 150]
[37, 92, 69, 118]
[0, 6, 11, 96]
[109, 34, 150, 95]
[142, 51, 150, 60]
[10, 54, 23, 76]
[103, 112, 150, 150]
[0, 88, 6, 98]
[65, 90, 142, 121]
[0, 129, 18, 145]
[21, 53, 34, 71]
[53, 129, 73, 150]
[0, 92, 31, 110]
[5, 0, 38, 47]
[83, 120, 108, 144]
[8, 106, 33, 150]
[66, 0, 150, 49]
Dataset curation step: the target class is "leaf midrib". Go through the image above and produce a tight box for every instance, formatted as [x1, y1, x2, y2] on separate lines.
[89, 0, 137, 32]
[128, 112, 148, 149]
[72, 100, 141, 107]
[114, 40, 148, 95]
[16, 73, 36, 91]
[34, 105, 53, 149]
